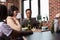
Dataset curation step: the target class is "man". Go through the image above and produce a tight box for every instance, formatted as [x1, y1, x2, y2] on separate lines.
[22, 9, 39, 29]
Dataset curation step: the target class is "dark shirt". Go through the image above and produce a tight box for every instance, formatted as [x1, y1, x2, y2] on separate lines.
[22, 18, 39, 28]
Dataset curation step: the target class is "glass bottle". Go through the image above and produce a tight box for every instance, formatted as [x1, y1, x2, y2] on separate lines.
[37, 15, 41, 22]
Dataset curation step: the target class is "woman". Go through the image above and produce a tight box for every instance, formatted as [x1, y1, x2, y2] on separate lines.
[7, 6, 23, 40]
[0, 4, 12, 40]
[7, 6, 21, 32]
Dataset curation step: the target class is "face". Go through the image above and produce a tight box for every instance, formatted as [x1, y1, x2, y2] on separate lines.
[26, 10, 32, 18]
[13, 10, 18, 16]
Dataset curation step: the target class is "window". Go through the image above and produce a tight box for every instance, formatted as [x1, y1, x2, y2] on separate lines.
[31, 0, 38, 18]
[23, 0, 38, 18]
[22, 0, 49, 21]
[24, 0, 29, 18]
[41, 0, 49, 21]
[0, 0, 6, 2]
[0, 0, 6, 6]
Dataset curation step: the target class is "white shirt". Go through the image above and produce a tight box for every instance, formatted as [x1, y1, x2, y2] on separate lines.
[0, 22, 12, 37]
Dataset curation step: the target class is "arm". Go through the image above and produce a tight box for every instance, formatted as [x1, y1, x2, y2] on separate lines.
[0, 23, 12, 37]
[7, 17, 21, 32]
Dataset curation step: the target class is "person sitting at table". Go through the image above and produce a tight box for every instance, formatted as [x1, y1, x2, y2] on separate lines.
[7, 6, 24, 40]
[0, 4, 13, 40]
[22, 9, 39, 29]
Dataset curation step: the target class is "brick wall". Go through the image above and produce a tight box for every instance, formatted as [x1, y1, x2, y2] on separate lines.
[49, 0, 60, 29]
[43, 0, 60, 30]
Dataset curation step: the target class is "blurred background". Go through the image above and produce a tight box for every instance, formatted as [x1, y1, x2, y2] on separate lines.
[0, 0, 60, 30]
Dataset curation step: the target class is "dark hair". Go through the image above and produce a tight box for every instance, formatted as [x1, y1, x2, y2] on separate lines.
[26, 9, 32, 12]
[0, 4, 7, 20]
[8, 6, 19, 17]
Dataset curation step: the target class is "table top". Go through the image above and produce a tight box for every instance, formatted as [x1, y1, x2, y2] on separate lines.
[26, 31, 60, 40]
[20, 28, 49, 36]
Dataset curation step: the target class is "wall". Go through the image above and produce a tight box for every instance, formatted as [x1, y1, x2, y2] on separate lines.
[49, 0, 60, 29]
[0, 0, 20, 11]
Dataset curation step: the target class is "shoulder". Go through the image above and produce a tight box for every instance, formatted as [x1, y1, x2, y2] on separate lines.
[7, 16, 13, 21]
[31, 18, 36, 21]
[7, 16, 12, 19]
[31, 18, 39, 23]
[0, 22, 10, 28]
[0, 22, 11, 30]
[0, 22, 4, 27]
[0, 22, 12, 37]
[23, 18, 27, 21]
